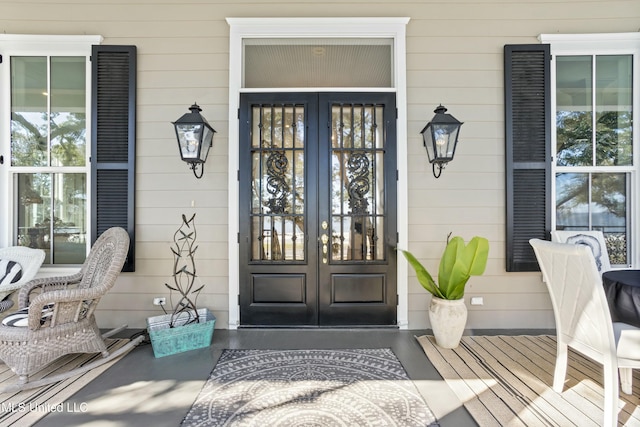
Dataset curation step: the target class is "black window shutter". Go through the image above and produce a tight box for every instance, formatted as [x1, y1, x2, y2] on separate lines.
[504, 44, 551, 272]
[91, 45, 136, 272]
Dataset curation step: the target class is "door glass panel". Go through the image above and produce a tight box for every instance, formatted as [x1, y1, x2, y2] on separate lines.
[330, 103, 385, 261]
[250, 104, 305, 261]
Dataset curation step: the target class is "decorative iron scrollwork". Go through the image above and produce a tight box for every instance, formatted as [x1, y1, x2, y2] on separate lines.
[347, 152, 370, 214]
[265, 151, 290, 214]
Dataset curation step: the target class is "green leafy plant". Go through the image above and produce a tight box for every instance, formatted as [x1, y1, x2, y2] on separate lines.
[399, 234, 489, 300]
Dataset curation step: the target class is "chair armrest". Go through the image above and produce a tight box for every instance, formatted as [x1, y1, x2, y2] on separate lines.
[18, 272, 83, 309]
[27, 285, 103, 330]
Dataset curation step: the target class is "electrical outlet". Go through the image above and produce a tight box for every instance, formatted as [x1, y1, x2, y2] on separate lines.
[153, 297, 166, 306]
[470, 296, 484, 306]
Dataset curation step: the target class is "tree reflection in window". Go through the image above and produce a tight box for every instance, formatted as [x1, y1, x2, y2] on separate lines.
[555, 54, 632, 266]
[10, 55, 88, 264]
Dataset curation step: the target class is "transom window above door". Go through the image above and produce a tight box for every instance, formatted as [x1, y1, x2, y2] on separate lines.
[243, 38, 394, 88]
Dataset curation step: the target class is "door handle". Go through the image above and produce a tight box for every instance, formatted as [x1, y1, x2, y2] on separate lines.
[321, 234, 329, 264]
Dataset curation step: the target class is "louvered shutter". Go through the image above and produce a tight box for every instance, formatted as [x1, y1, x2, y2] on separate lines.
[504, 44, 551, 272]
[91, 45, 136, 272]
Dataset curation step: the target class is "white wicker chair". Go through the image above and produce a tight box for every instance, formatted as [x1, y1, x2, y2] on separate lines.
[0, 246, 46, 312]
[530, 238, 640, 427]
[0, 227, 143, 392]
[551, 230, 612, 273]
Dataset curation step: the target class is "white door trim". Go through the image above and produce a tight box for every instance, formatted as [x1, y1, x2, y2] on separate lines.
[226, 17, 410, 329]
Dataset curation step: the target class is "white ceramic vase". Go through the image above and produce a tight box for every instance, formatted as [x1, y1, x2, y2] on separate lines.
[429, 296, 467, 349]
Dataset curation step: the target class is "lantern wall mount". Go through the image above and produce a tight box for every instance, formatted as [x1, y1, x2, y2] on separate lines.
[419, 105, 463, 178]
[172, 103, 216, 179]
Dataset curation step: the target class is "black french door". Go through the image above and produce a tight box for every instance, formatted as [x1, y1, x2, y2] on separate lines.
[239, 92, 397, 326]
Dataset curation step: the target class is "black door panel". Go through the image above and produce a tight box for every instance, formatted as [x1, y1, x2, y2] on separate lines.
[239, 92, 396, 326]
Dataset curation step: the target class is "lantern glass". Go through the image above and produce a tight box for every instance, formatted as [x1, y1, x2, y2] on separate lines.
[423, 124, 460, 163]
[422, 124, 436, 163]
[433, 124, 459, 161]
[176, 124, 203, 160]
[199, 126, 214, 162]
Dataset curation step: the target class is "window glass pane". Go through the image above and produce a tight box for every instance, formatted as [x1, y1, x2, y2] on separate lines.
[592, 173, 627, 264]
[595, 55, 633, 166]
[556, 172, 628, 266]
[556, 56, 593, 166]
[244, 38, 393, 88]
[556, 172, 589, 229]
[16, 173, 87, 265]
[52, 173, 87, 264]
[11, 57, 48, 166]
[556, 55, 633, 168]
[17, 173, 50, 257]
[51, 57, 86, 166]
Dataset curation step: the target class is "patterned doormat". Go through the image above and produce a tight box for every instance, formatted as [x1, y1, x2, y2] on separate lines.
[181, 348, 437, 426]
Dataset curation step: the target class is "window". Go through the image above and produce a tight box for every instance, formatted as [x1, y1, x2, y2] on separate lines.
[554, 54, 633, 266]
[243, 38, 393, 88]
[505, 34, 640, 272]
[0, 36, 136, 271]
[11, 55, 89, 265]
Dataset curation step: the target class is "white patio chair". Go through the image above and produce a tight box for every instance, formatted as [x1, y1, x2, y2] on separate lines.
[551, 230, 611, 273]
[0, 246, 46, 312]
[529, 238, 640, 427]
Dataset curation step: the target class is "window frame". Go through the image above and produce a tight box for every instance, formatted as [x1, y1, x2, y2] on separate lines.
[0, 35, 102, 272]
[540, 33, 640, 268]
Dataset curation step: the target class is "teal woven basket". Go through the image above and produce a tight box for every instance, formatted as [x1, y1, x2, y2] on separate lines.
[147, 308, 216, 358]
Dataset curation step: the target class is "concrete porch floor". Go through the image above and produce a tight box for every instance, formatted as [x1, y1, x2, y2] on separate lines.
[32, 328, 551, 427]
